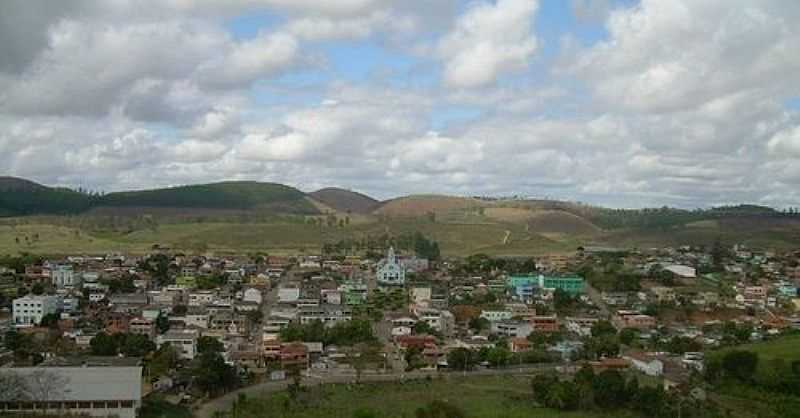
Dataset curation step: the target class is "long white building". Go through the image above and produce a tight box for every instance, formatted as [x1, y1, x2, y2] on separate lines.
[0, 358, 143, 418]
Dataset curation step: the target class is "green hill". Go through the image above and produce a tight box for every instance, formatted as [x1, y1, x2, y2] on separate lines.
[309, 187, 379, 214]
[97, 181, 318, 214]
[0, 177, 93, 216]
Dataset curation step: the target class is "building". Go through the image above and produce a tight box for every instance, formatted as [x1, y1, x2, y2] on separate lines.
[531, 315, 559, 333]
[13, 294, 59, 326]
[663, 264, 697, 279]
[298, 305, 353, 326]
[377, 247, 406, 286]
[129, 317, 156, 339]
[507, 274, 585, 297]
[479, 310, 513, 322]
[613, 311, 656, 330]
[624, 352, 664, 376]
[278, 285, 300, 304]
[650, 286, 677, 303]
[0, 358, 142, 418]
[51, 265, 79, 289]
[242, 287, 263, 305]
[492, 320, 533, 338]
[157, 330, 198, 360]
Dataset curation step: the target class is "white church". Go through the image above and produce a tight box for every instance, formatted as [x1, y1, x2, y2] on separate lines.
[376, 247, 406, 286]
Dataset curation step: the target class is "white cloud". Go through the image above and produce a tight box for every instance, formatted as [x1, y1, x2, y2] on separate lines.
[437, 0, 539, 88]
[568, 0, 800, 112]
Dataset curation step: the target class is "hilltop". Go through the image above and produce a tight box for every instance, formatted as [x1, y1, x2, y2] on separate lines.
[309, 187, 379, 214]
[374, 195, 486, 217]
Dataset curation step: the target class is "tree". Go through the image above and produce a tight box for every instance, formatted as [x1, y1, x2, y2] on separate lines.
[31, 282, 45, 295]
[468, 317, 490, 333]
[156, 313, 170, 334]
[592, 370, 629, 409]
[90, 333, 120, 356]
[149, 343, 179, 377]
[722, 350, 759, 382]
[447, 348, 477, 371]
[197, 336, 225, 355]
[193, 350, 238, 396]
[121, 334, 156, 357]
[172, 304, 188, 316]
[553, 289, 577, 312]
[591, 320, 617, 338]
[619, 328, 638, 346]
[39, 312, 60, 328]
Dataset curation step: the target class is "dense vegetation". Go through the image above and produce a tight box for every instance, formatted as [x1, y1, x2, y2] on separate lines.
[0, 178, 319, 217]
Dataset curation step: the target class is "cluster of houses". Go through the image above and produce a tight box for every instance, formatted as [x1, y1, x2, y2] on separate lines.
[3, 242, 800, 416]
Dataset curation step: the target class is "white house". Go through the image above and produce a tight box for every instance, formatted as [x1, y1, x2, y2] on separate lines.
[157, 330, 199, 360]
[491, 320, 534, 339]
[242, 287, 263, 305]
[624, 352, 664, 376]
[278, 285, 300, 303]
[52, 265, 78, 288]
[13, 294, 59, 326]
[377, 247, 406, 286]
[480, 310, 513, 322]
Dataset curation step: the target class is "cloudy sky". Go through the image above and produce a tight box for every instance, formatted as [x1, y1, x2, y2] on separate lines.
[1, 0, 800, 208]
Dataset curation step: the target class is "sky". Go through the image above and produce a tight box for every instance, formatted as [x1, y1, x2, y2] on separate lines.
[1, 0, 800, 209]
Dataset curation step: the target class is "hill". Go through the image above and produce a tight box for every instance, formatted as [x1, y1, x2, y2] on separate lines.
[97, 181, 318, 214]
[308, 187, 379, 214]
[0, 177, 93, 216]
[374, 195, 486, 217]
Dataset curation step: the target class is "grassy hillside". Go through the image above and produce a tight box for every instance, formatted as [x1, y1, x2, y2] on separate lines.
[229, 375, 631, 418]
[374, 195, 486, 217]
[98, 181, 318, 214]
[309, 188, 379, 214]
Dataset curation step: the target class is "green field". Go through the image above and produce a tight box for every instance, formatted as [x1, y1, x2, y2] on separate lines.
[230, 375, 634, 418]
[0, 218, 578, 256]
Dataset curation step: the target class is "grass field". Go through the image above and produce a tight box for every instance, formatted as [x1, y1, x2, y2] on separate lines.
[0, 217, 579, 256]
[232, 376, 634, 418]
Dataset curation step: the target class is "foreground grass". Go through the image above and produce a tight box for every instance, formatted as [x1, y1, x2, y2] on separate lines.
[232, 376, 634, 418]
[0, 218, 575, 256]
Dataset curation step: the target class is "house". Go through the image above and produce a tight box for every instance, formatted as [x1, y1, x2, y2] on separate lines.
[51, 265, 79, 289]
[623, 352, 664, 376]
[188, 290, 216, 307]
[613, 310, 656, 330]
[242, 287, 263, 305]
[157, 330, 198, 360]
[589, 357, 630, 373]
[509, 337, 532, 353]
[651, 286, 677, 303]
[278, 285, 301, 304]
[531, 315, 559, 333]
[414, 307, 455, 336]
[492, 320, 533, 338]
[377, 247, 406, 286]
[565, 317, 598, 337]
[13, 294, 59, 326]
[129, 317, 156, 339]
[480, 310, 513, 322]
[298, 305, 352, 326]
[663, 264, 696, 280]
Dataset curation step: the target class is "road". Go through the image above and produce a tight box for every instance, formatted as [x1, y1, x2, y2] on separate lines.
[193, 364, 558, 418]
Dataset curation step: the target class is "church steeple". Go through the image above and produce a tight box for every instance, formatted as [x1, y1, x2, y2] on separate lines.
[387, 246, 396, 264]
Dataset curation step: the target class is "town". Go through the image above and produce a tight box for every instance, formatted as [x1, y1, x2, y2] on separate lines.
[2, 240, 799, 418]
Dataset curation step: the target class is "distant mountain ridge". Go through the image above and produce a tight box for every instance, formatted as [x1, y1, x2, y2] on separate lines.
[0, 176, 791, 226]
[0, 177, 318, 217]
